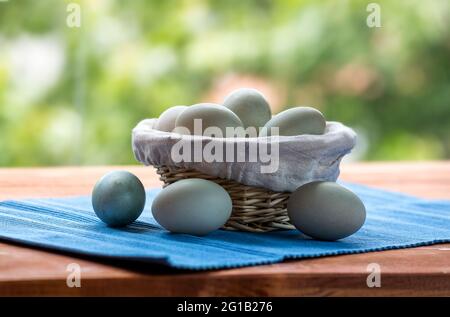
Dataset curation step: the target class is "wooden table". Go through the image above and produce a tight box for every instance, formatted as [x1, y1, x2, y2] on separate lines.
[0, 162, 449, 296]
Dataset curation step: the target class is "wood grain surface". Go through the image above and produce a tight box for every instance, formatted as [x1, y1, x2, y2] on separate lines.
[0, 162, 449, 296]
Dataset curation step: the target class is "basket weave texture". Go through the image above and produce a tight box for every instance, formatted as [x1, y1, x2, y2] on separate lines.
[156, 165, 295, 233]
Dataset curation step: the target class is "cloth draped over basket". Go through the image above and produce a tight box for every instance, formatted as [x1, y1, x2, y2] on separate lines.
[132, 118, 357, 232]
[132, 119, 356, 192]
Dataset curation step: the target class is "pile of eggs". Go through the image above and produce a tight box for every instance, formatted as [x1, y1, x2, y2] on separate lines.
[91, 88, 366, 241]
[157, 88, 326, 137]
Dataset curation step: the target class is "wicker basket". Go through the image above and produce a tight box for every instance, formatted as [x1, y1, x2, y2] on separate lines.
[155, 165, 295, 233]
[133, 118, 356, 233]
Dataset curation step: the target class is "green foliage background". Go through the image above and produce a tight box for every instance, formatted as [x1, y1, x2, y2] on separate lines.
[0, 0, 449, 166]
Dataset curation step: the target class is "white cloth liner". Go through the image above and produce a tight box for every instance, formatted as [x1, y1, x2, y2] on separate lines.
[132, 119, 356, 192]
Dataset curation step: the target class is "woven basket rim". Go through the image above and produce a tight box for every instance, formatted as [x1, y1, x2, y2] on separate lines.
[134, 118, 355, 144]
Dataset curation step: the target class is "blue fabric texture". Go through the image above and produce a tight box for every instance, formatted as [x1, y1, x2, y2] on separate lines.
[0, 182, 449, 270]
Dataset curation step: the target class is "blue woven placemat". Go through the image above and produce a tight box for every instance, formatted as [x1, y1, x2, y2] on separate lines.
[0, 182, 449, 270]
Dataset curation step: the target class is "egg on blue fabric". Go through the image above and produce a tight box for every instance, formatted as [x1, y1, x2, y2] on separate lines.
[287, 181, 366, 241]
[155, 105, 188, 132]
[92, 171, 146, 227]
[260, 106, 326, 137]
[174, 103, 244, 137]
[223, 88, 272, 131]
[151, 178, 232, 235]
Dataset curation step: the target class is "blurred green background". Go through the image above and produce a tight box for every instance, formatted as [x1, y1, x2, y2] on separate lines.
[0, 0, 449, 166]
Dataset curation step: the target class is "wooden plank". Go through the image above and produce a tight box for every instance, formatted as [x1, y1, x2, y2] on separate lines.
[0, 166, 161, 200]
[340, 161, 450, 199]
[0, 162, 449, 296]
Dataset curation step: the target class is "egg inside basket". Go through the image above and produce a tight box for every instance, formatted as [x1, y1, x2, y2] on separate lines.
[132, 118, 356, 233]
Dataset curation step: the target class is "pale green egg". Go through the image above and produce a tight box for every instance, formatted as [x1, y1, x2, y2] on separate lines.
[174, 103, 243, 137]
[260, 106, 326, 137]
[223, 88, 272, 131]
[151, 179, 232, 235]
[92, 171, 146, 227]
[155, 105, 188, 132]
[287, 181, 366, 241]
